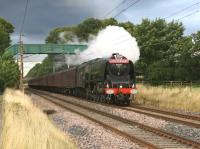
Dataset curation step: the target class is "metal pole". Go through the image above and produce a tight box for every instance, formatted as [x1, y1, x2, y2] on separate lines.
[52, 54, 55, 73]
[19, 34, 24, 92]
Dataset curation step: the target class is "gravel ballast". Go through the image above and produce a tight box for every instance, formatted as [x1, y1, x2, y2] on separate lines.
[52, 111, 141, 149]
[31, 94, 142, 149]
[38, 92, 168, 129]
[163, 122, 200, 143]
[30, 92, 200, 146]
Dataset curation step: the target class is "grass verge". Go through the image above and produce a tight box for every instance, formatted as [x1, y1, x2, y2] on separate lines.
[0, 89, 77, 149]
[135, 84, 200, 112]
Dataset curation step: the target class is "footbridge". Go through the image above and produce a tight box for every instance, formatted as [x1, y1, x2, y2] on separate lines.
[6, 44, 88, 55]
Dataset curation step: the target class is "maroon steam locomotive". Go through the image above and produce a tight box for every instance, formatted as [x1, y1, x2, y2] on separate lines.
[28, 53, 138, 105]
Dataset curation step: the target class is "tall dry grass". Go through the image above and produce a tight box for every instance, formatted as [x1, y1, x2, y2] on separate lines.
[0, 95, 2, 138]
[0, 89, 77, 149]
[135, 84, 200, 112]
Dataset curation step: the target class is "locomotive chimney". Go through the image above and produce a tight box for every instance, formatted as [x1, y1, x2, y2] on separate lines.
[112, 53, 119, 56]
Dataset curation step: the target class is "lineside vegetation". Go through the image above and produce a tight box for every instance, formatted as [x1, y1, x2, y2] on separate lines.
[0, 89, 77, 149]
[0, 17, 19, 92]
[135, 84, 200, 112]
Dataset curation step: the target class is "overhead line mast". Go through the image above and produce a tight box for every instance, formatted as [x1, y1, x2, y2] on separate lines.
[19, 34, 24, 91]
[19, 0, 29, 91]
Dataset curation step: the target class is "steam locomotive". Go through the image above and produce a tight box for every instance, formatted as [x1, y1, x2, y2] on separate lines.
[28, 53, 137, 105]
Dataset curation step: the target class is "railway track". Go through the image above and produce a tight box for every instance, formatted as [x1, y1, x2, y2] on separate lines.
[71, 97, 200, 128]
[66, 94, 200, 128]
[48, 92, 200, 128]
[29, 88, 200, 149]
[120, 106, 200, 128]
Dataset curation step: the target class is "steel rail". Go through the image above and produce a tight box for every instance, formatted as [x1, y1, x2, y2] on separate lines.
[29, 89, 200, 149]
[57, 92, 200, 128]
[131, 106, 200, 121]
[30, 89, 158, 149]
[120, 106, 200, 128]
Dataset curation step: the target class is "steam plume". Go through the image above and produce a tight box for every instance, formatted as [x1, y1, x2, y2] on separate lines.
[67, 25, 140, 65]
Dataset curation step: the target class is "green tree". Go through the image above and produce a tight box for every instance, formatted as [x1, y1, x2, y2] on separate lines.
[0, 17, 18, 92]
[75, 18, 103, 41]
[134, 19, 184, 81]
[102, 18, 118, 28]
[0, 29, 9, 55]
[0, 52, 20, 92]
[0, 17, 14, 33]
[26, 63, 40, 78]
[0, 17, 14, 54]
[174, 32, 200, 81]
[45, 28, 61, 43]
[46, 18, 132, 44]
[146, 60, 174, 84]
[26, 55, 54, 78]
[46, 27, 76, 43]
[119, 21, 135, 36]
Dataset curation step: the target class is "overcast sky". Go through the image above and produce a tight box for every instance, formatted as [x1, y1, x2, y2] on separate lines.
[1, 0, 200, 75]
[0, 0, 200, 44]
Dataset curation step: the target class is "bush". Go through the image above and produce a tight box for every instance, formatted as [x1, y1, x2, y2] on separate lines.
[0, 78, 5, 94]
[0, 52, 19, 91]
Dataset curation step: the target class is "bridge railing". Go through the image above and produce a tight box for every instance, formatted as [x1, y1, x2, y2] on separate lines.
[6, 44, 88, 55]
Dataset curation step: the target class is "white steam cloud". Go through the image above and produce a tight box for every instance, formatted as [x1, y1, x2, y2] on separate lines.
[67, 25, 140, 65]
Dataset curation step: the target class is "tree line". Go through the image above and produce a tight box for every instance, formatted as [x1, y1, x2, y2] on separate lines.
[0, 17, 19, 93]
[27, 18, 200, 84]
